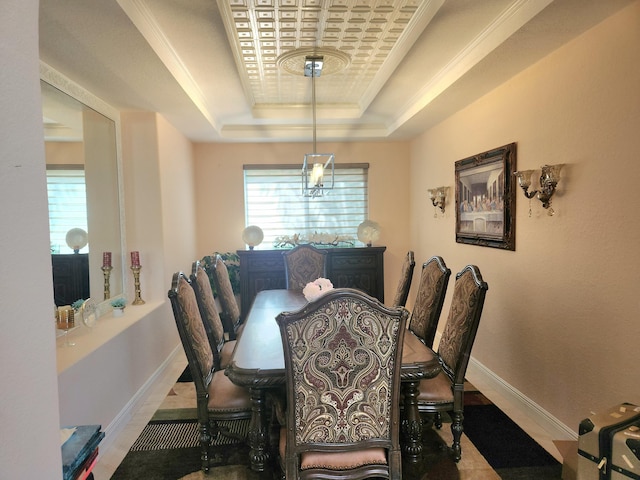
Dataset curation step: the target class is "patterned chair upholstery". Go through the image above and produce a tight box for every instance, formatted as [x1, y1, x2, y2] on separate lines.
[282, 244, 328, 291]
[408, 256, 451, 348]
[211, 254, 242, 340]
[416, 265, 488, 462]
[168, 272, 251, 473]
[391, 250, 416, 307]
[190, 261, 236, 369]
[276, 288, 408, 480]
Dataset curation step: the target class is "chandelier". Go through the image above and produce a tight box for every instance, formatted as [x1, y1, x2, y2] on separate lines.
[301, 56, 334, 198]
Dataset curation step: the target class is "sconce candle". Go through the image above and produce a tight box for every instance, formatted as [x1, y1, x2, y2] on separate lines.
[311, 163, 324, 187]
[102, 251, 112, 268]
[131, 251, 140, 267]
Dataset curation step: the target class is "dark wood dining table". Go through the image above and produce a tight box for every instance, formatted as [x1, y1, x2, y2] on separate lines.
[225, 289, 440, 472]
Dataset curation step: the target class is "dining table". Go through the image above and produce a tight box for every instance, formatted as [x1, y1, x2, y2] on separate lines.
[225, 288, 441, 472]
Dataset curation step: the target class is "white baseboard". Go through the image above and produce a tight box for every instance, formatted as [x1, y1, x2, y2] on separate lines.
[433, 331, 577, 442]
[466, 356, 578, 441]
[98, 345, 183, 454]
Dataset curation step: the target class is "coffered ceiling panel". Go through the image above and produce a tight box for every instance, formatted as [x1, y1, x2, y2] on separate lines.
[216, 0, 436, 112]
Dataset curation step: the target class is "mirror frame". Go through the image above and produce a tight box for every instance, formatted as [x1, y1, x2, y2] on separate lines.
[41, 61, 127, 314]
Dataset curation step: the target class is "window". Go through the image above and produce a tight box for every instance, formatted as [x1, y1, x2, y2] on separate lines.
[47, 168, 88, 254]
[244, 163, 369, 246]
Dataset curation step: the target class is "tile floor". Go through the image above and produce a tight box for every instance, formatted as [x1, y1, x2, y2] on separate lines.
[91, 351, 189, 480]
[91, 350, 565, 479]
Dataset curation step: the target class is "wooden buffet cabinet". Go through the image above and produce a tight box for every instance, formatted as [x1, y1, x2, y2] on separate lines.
[52, 254, 90, 307]
[236, 246, 386, 320]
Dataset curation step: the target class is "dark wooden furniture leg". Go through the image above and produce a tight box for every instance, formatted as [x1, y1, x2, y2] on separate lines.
[248, 387, 270, 472]
[401, 379, 423, 463]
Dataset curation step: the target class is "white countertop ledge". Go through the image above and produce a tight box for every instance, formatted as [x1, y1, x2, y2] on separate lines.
[55, 300, 164, 374]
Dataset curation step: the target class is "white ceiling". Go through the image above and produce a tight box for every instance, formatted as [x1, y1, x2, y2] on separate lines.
[38, 0, 633, 143]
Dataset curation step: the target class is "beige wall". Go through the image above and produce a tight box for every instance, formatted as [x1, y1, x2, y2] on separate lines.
[0, 1, 63, 477]
[157, 115, 198, 292]
[45, 141, 84, 165]
[57, 112, 192, 455]
[193, 141, 412, 300]
[409, 1, 640, 431]
[121, 112, 198, 301]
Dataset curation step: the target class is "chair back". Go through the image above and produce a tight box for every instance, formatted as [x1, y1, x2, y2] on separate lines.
[282, 244, 328, 291]
[408, 256, 451, 347]
[391, 250, 416, 307]
[168, 272, 214, 396]
[276, 288, 407, 479]
[211, 254, 241, 339]
[438, 265, 488, 386]
[191, 261, 226, 368]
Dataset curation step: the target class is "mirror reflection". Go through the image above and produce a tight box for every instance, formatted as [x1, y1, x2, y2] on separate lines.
[42, 79, 123, 306]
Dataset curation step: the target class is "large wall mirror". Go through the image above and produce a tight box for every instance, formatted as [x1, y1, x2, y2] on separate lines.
[41, 63, 124, 307]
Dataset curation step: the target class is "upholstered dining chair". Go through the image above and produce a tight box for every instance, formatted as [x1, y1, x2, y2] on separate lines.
[190, 261, 236, 370]
[211, 254, 242, 340]
[276, 288, 408, 480]
[391, 250, 416, 307]
[282, 244, 328, 291]
[168, 272, 251, 473]
[416, 264, 488, 462]
[408, 256, 451, 348]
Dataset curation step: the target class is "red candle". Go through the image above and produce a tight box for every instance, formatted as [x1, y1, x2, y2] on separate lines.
[131, 251, 140, 267]
[103, 251, 112, 268]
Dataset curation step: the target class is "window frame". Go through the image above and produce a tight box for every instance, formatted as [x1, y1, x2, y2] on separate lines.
[243, 163, 369, 248]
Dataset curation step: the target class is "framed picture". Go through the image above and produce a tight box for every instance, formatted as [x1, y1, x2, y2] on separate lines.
[455, 142, 517, 250]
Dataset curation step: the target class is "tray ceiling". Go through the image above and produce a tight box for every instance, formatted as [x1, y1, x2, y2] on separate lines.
[39, 0, 634, 142]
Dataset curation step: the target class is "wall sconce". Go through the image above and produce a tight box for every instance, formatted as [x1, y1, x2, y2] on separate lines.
[428, 186, 448, 217]
[513, 164, 564, 216]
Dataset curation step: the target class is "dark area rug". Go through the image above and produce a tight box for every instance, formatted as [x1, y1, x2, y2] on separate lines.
[462, 400, 562, 479]
[111, 443, 251, 480]
[111, 415, 252, 480]
[176, 367, 193, 383]
[111, 376, 563, 480]
[110, 446, 203, 480]
[111, 411, 462, 480]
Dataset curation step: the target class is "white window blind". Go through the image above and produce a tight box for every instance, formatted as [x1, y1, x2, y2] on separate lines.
[47, 169, 88, 254]
[244, 163, 369, 247]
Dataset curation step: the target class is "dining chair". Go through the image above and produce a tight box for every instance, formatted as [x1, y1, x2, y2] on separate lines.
[168, 272, 251, 473]
[282, 244, 328, 291]
[210, 254, 242, 340]
[391, 250, 416, 307]
[415, 264, 488, 462]
[276, 288, 408, 480]
[190, 261, 235, 370]
[408, 256, 451, 348]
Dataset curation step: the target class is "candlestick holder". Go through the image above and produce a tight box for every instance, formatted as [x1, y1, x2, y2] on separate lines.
[130, 265, 146, 305]
[101, 265, 113, 300]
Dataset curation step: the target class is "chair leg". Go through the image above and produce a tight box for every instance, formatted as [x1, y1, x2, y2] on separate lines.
[450, 410, 463, 462]
[434, 412, 443, 429]
[198, 421, 212, 472]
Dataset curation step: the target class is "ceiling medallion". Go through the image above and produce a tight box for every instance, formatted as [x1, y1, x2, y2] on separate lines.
[277, 47, 351, 76]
